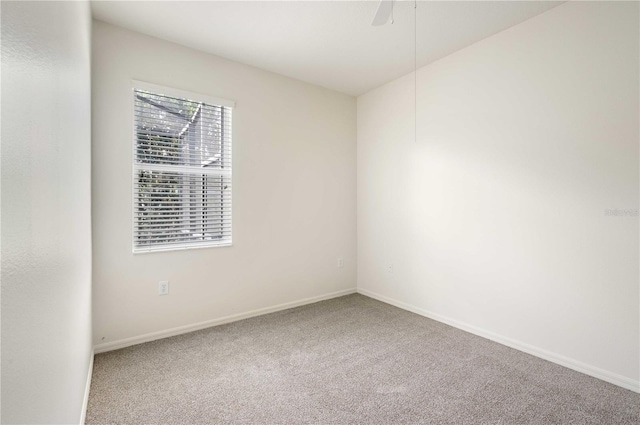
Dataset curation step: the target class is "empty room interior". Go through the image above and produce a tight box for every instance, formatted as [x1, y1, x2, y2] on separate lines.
[2, 0, 640, 423]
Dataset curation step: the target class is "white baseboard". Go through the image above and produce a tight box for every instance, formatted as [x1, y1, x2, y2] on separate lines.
[357, 287, 640, 394]
[79, 349, 94, 425]
[94, 288, 357, 354]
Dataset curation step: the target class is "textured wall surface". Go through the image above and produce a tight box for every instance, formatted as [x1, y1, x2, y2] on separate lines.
[92, 21, 357, 346]
[358, 1, 639, 388]
[1, 1, 93, 423]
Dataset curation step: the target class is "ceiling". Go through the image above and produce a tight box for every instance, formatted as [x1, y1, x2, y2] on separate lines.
[91, 1, 563, 96]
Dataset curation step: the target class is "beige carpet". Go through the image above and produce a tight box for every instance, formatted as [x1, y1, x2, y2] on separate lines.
[87, 294, 639, 424]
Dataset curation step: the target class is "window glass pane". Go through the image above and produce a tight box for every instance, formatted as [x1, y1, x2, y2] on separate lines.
[135, 91, 228, 169]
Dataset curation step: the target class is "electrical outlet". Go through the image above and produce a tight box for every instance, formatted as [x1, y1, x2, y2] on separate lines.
[387, 264, 393, 274]
[159, 280, 169, 295]
[338, 257, 344, 268]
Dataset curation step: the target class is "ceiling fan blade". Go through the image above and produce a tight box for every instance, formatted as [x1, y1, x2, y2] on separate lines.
[371, 0, 394, 26]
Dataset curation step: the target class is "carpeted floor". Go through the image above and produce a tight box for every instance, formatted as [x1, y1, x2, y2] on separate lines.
[87, 294, 639, 424]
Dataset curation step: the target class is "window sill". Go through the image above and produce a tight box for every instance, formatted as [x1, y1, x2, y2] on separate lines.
[132, 241, 233, 254]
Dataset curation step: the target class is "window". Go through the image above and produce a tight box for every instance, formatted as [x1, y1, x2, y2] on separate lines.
[132, 81, 233, 252]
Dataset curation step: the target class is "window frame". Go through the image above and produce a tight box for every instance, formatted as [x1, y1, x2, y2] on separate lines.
[131, 80, 235, 254]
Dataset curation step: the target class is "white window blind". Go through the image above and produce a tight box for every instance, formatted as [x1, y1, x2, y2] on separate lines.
[132, 83, 233, 253]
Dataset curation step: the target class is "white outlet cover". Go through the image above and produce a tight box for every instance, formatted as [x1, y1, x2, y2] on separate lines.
[338, 258, 344, 268]
[159, 280, 169, 295]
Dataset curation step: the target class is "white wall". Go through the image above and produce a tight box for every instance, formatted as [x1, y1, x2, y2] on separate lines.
[1, 1, 93, 423]
[92, 21, 357, 347]
[358, 1, 639, 390]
